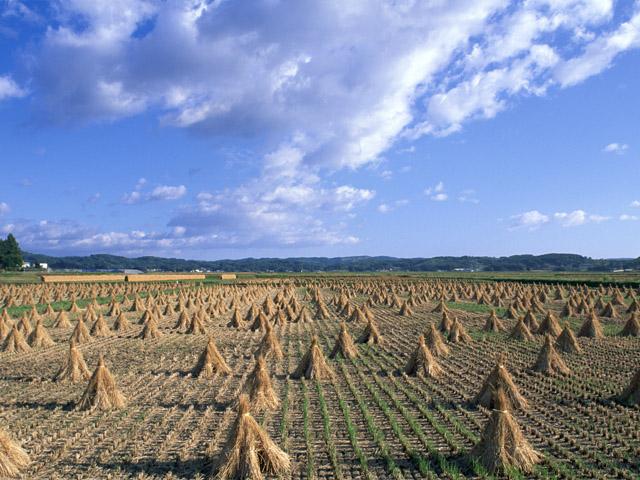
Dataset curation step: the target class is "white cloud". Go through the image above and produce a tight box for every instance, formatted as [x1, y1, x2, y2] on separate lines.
[150, 185, 187, 201]
[555, 7, 640, 87]
[26, 0, 640, 175]
[377, 199, 409, 214]
[122, 182, 186, 204]
[458, 189, 480, 204]
[425, 181, 448, 201]
[511, 208, 611, 229]
[554, 210, 610, 227]
[0, 202, 9, 215]
[378, 204, 391, 214]
[554, 210, 587, 226]
[631, 200, 640, 208]
[4, 1, 639, 253]
[587, 214, 610, 223]
[121, 191, 142, 205]
[602, 143, 629, 154]
[333, 186, 375, 211]
[620, 214, 639, 221]
[510, 210, 550, 230]
[0, 75, 26, 101]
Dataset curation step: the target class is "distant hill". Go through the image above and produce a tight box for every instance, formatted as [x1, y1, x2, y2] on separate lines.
[21, 252, 639, 273]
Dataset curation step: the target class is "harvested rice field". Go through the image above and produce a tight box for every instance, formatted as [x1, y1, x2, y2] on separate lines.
[0, 278, 639, 479]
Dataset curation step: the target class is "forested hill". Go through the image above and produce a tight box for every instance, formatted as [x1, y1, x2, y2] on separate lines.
[21, 252, 639, 273]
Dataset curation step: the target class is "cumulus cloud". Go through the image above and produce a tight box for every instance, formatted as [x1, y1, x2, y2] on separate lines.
[150, 185, 187, 201]
[424, 182, 448, 201]
[602, 143, 629, 154]
[122, 182, 186, 204]
[165, 178, 374, 248]
[555, 7, 640, 87]
[511, 208, 611, 229]
[4, 1, 640, 254]
[0, 202, 9, 215]
[510, 210, 550, 230]
[620, 214, 639, 221]
[0, 219, 199, 255]
[25, 0, 639, 172]
[631, 200, 640, 207]
[554, 210, 610, 227]
[0, 75, 26, 100]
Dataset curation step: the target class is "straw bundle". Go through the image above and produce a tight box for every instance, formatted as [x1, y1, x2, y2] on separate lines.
[439, 311, 453, 333]
[53, 310, 72, 328]
[509, 317, 534, 341]
[577, 312, 604, 339]
[293, 336, 334, 380]
[193, 337, 231, 378]
[357, 318, 382, 345]
[0, 428, 30, 478]
[533, 335, 570, 375]
[114, 312, 131, 333]
[470, 387, 540, 474]
[138, 316, 162, 339]
[28, 318, 55, 347]
[425, 323, 450, 357]
[70, 317, 91, 344]
[537, 311, 562, 337]
[54, 338, 91, 382]
[16, 314, 31, 336]
[174, 311, 189, 331]
[329, 322, 358, 359]
[2, 325, 31, 353]
[187, 313, 207, 334]
[90, 314, 112, 337]
[474, 355, 528, 411]
[245, 354, 279, 411]
[404, 335, 443, 378]
[258, 324, 283, 360]
[617, 367, 640, 406]
[214, 395, 290, 480]
[77, 355, 126, 411]
[620, 313, 640, 337]
[555, 324, 582, 354]
[483, 310, 505, 332]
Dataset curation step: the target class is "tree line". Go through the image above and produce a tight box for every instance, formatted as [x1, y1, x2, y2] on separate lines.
[21, 251, 640, 273]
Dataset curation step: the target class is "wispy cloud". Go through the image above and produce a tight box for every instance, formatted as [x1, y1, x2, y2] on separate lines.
[0, 202, 9, 215]
[424, 182, 448, 202]
[458, 189, 479, 204]
[602, 143, 629, 154]
[122, 181, 186, 204]
[378, 199, 409, 214]
[0, 75, 26, 101]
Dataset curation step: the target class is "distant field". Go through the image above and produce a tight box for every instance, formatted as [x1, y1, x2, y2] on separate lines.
[4, 270, 640, 286]
[248, 270, 640, 286]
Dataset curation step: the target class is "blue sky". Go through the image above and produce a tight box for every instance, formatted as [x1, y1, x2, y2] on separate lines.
[0, 0, 638, 260]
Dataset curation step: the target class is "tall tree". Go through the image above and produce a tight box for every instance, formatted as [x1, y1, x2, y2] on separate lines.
[0, 234, 23, 270]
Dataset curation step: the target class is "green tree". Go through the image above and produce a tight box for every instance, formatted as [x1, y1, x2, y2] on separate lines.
[0, 234, 23, 270]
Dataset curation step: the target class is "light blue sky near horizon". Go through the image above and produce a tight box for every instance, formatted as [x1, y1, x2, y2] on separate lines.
[0, 0, 638, 260]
